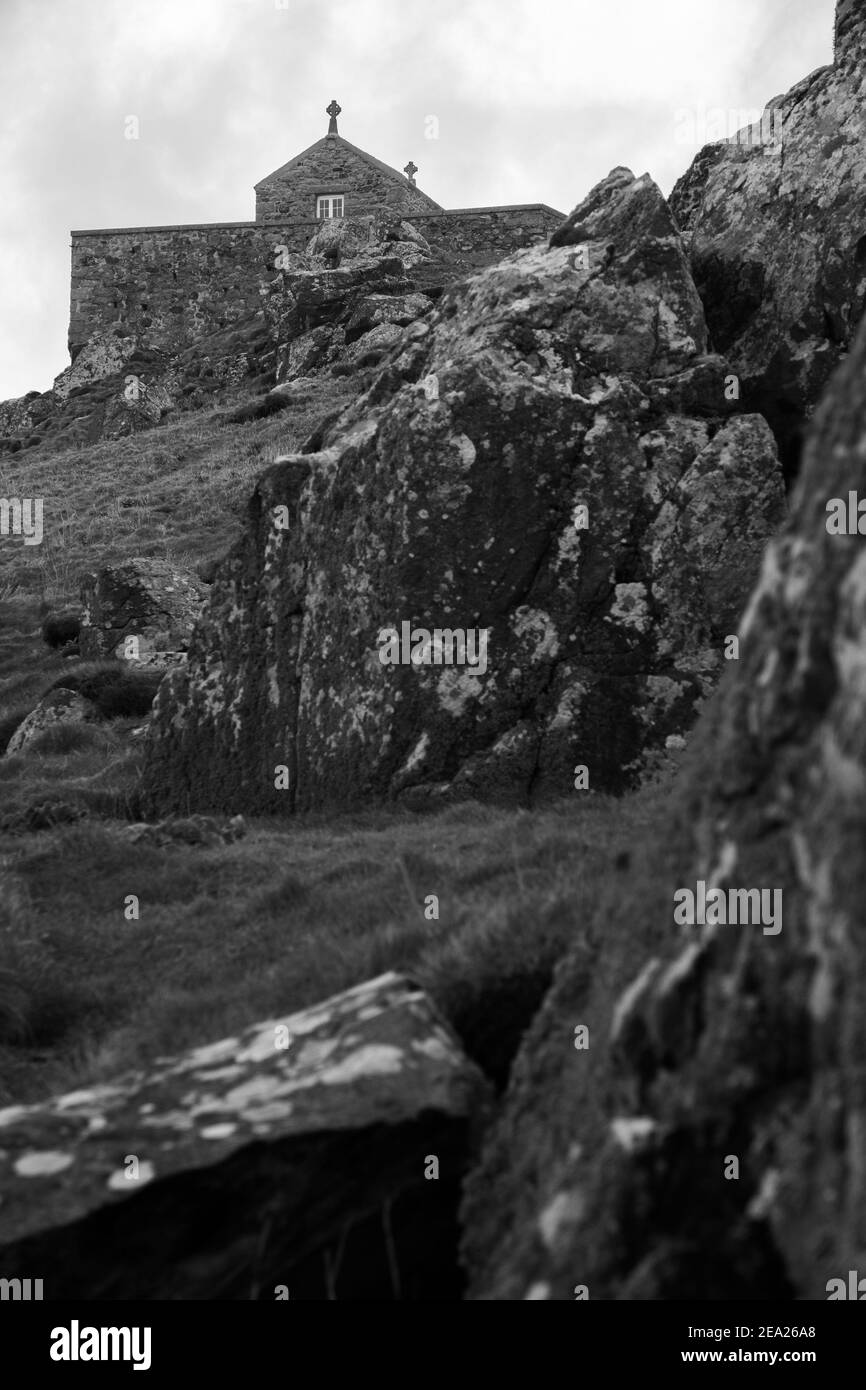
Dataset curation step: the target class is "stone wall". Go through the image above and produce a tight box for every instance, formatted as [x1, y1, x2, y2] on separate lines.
[68, 221, 315, 359]
[254, 136, 441, 223]
[408, 205, 563, 257]
[68, 207, 563, 357]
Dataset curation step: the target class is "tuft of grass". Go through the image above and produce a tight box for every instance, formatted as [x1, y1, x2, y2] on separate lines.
[41, 610, 81, 649]
[0, 702, 34, 754]
[24, 721, 120, 757]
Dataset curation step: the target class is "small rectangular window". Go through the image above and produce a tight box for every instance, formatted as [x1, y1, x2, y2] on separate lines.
[317, 195, 345, 219]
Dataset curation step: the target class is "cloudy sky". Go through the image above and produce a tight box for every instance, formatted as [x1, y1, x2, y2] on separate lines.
[0, 0, 835, 400]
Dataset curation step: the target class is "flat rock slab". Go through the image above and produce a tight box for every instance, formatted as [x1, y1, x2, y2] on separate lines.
[0, 973, 492, 1299]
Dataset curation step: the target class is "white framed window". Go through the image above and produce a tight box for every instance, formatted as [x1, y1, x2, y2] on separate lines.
[316, 194, 345, 219]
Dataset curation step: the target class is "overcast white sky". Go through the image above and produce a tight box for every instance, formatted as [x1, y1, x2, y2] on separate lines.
[0, 0, 835, 400]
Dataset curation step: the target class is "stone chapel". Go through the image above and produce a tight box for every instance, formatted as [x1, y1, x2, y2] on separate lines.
[67, 102, 563, 361]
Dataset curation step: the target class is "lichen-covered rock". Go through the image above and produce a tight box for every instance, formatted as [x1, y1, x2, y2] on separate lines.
[5, 689, 97, 756]
[669, 0, 866, 478]
[278, 324, 341, 379]
[259, 219, 438, 384]
[141, 169, 784, 818]
[0, 972, 491, 1299]
[305, 216, 375, 264]
[460, 300, 866, 1301]
[345, 291, 430, 340]
[0, 391, 48, 441]
[52, 329, 138, 402]
[264, 257, 414, 361]
[346, 320, 405, 361]
[306, 212, 432, 269]
[79, 559, 207, 662]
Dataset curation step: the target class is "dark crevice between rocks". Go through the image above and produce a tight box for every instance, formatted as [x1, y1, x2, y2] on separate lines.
[685, 257, 816, 489]
[443, 968, 558, 1095]
[752, 409, 805, 494]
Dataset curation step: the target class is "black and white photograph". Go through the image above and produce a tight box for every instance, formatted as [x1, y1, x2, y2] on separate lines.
[0, 0, 862, 1360]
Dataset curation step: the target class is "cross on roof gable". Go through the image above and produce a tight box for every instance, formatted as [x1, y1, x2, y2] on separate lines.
[254, 133, 442, 210]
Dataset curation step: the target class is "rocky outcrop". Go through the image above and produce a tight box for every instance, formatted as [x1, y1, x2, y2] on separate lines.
[305, 209, 432, 270]
[0, 214, 442, 456]
[140, 168, 784, 819]
[460, 302, 866, 1301]
[0, 392, 46, 441]
[263, 226, 428, 383]
[669, 0, 866, 481]
[53, 329, 139, 403]
[79, 559, 207, 662]
[0, 973, 491, 1299]
[5, 689, 97, 756]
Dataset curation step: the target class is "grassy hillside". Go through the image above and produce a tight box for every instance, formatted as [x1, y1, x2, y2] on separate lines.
[0, 386, 675, 1112]
[0, 376, 357, 605]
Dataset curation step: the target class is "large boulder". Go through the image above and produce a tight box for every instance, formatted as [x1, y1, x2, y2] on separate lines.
[669, 0, 866, 480]
[460, 300, 866, 1300]
[140, 169, 784, 819]
[0, 973, 491, 1299]
[5, 689, 97, 756]
[79, 559, 207, 662]
[306, 212, 432, 270]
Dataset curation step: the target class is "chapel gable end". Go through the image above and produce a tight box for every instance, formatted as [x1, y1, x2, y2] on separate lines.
[254, 101, 443, 223]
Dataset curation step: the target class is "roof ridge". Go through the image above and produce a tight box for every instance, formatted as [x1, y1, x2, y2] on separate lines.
[253, 135, 331, 189]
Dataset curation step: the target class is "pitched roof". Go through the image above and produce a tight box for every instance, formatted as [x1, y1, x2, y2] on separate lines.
[254, 133, 443, 211]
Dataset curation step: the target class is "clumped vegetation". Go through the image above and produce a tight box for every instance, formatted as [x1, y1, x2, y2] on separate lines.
[40, 609, 81, 649]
